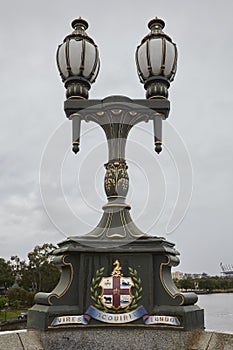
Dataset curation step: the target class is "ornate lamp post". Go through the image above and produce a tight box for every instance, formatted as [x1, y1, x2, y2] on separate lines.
[28, 18, 204, 332]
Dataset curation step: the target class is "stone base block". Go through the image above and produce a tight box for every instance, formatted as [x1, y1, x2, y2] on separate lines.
[1, 329, 233, 350]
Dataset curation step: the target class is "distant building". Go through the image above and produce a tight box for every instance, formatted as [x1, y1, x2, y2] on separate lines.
[172, 272, 209, 280]
[172, 271, 184, 280]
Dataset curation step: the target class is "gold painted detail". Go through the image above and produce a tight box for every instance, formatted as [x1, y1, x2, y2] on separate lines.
[104, 160, 129, 198]
[111, 109, 122, 115]
[149, 95, 167, 99]
[90, 260, 142, 313]
[48, 255, 74, 305]
[111, 259, 122, 276]
[146, 81, 168, 99]
[70, 112, 82, 118]
[105, 209, 127, 238]
[87, 211, 113, 238]
[68, 95, 86, 99]
[129, 111, 137, 116]
[48, 322, 184, 329]
[159, 255, 185, 306]
[103, 203, 131, 208]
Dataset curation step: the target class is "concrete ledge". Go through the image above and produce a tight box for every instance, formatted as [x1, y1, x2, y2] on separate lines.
[0, 329, 233, 350]
[41, 328, 193, 350]
[189, 330, 233, 350]
[0, 330, 43, 350]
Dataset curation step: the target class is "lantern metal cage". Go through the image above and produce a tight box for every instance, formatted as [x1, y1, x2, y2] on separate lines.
[56, 18, 100, 99]
[135, 17, 178, 99]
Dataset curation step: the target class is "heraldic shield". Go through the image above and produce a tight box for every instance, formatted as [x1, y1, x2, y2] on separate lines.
[98, 260, 135, 310]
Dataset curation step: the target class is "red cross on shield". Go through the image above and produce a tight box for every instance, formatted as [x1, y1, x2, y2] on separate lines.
[99, 275, 134, 309]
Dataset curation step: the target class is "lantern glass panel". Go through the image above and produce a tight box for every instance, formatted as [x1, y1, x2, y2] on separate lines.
[137, 42, 149, 79]
[83, 41, 96, 78]
[164, 41, 175, 76]
[150, 38, 163, 76]
[69, 39, 82, 76]
[58, 43, 68, 78]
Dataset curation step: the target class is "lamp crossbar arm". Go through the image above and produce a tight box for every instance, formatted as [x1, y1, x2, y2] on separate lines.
[65, 97, 169, 156]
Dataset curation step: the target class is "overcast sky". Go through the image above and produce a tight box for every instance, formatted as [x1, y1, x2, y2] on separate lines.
[0, 1, 232, 276]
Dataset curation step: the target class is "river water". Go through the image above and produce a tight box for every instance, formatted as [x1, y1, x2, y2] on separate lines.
[197, 293, 233, 334]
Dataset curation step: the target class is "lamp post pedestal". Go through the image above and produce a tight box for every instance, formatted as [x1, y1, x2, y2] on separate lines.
[27, 237, 204, 331]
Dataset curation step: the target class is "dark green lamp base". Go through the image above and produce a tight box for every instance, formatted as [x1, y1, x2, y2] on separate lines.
[27, 236, 204, 331]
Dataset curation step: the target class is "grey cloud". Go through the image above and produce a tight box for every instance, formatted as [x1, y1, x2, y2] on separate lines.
[0, 0, 232, 275]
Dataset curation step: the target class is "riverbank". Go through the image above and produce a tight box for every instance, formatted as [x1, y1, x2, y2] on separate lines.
[181, 289, 233, 294]
[209, 289, 233, 293]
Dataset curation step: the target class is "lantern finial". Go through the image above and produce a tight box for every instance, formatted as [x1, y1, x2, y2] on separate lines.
[148, 17, 165, 31]
[71, 17, 89, 31]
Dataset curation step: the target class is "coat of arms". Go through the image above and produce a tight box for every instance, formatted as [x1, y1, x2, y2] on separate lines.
[50, 259, 180, 327]
[91, 260, 142, 313]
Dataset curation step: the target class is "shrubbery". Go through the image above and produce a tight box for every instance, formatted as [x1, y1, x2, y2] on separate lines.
[175, 276, 233, 292]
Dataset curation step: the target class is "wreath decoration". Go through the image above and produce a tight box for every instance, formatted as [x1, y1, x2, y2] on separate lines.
[90, 267, 107, 311]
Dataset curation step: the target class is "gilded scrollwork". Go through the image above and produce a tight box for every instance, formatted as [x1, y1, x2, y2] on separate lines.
[104, 160, 129, 198]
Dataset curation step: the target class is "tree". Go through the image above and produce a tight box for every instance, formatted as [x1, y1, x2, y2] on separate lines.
[0, 258, 14, 289]
[12, 299, 20, 309]
[27, 243, 59, 291]
[176, 278, 195, 290]
[10, 243, 60, 292]
[7, 286, 35, 307]
[7, 286, 26, 304]
[10, 256, 28, 287]
[0, 296, 8, 311]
